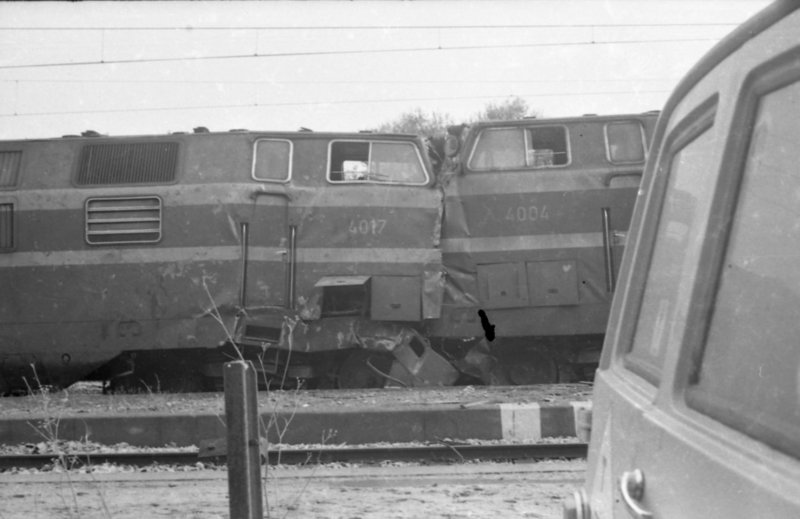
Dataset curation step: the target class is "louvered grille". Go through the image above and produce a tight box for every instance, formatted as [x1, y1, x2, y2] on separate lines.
[0, 203, 13, 249]
[0, 151, 21, 187]
[76, 142, 179, 185]
[86, 196, 162, 245]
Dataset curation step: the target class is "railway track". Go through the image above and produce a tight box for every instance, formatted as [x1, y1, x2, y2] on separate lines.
[0, 442, 587, 471]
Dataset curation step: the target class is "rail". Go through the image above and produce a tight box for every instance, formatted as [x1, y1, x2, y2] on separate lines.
[0, 442, 587, 471]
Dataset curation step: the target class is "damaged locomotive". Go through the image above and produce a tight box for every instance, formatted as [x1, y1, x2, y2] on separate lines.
[0, 111, 657, 393]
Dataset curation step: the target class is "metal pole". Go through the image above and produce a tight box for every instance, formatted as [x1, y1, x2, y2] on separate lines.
[224, 360, 263, 519]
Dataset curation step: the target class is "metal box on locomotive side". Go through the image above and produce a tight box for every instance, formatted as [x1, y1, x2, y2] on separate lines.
[0, 130, 444, 392]
[427, 112, 658, 385]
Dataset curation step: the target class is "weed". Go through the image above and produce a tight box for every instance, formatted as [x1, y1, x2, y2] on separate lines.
[23, 365, 112, 519]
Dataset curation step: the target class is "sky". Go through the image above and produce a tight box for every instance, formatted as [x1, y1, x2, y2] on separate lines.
[0, 0, 772, 140]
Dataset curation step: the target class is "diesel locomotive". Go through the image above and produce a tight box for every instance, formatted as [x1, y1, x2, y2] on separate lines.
[0, 111, 657, 393]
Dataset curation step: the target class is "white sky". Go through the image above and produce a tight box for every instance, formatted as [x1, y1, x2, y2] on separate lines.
[0, 0, 771, 140]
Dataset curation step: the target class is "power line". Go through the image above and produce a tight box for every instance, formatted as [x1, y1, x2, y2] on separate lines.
[0, 90, 672, 118]
[0, 23, 741, 31]
[0, 37, 720, 70]
[0, 77, 680, 85]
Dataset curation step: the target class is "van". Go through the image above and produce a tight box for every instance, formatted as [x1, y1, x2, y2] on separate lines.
[564, 1, 800, 517]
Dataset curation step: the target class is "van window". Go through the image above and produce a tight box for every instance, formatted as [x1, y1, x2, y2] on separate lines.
[253, 139, 291, 182]
[328, 141, 427, 184]
[468, 126, 569, 170]
[687, 78, 800, 457]
[606, 121, 646, 163]
[626, 117, 717, 384]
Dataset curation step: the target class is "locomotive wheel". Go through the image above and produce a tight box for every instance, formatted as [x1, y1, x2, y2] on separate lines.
[337, 350, 394, 389]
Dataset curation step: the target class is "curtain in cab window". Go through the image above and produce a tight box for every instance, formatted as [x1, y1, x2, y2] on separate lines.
[626, 122, 718, 383]
[687, 79, 800, 457]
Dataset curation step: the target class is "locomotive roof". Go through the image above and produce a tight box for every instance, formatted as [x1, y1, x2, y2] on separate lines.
[0, 129, 424, 145]
[467, 111, 661, 130]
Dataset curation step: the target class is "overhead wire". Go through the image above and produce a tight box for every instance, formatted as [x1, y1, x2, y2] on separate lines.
[0, 37, 722, 70]
[0, 77, 680, 85]
[0, 90, 672, 118]
[0, 22, 741, 31]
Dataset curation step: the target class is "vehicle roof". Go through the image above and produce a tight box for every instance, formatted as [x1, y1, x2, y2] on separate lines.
[646, 0, 797, 161]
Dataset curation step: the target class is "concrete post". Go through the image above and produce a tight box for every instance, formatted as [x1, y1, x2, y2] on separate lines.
[224, 360, 263, 519]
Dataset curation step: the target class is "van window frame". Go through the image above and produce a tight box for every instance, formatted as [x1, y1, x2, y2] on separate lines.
[681, 47, 800, 458]
[620, 96, 719, 386]
[251, 138, 293, 183]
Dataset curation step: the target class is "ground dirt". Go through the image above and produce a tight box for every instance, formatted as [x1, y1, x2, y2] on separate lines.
[0, 460, 584, 519]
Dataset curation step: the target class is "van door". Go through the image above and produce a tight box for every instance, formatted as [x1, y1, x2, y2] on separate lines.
[582, 8, 800, 518]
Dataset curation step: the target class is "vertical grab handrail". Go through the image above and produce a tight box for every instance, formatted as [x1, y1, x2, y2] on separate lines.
[239, 222, 249, 308]
[601, 207, 615, 293]
[287, 225, 297, 310]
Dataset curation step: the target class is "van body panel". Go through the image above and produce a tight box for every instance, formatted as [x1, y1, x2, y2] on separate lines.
[580, 2, 800, 518]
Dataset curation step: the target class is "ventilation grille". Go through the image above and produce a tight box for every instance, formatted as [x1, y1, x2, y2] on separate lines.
[86, 196, 162, 245]
[76, 142, 179, 185]
[0, 151, 22, 188]
[0, 203, 13, 250]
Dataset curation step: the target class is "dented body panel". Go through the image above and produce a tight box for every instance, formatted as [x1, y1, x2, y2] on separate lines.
[429, 114, 658, 346]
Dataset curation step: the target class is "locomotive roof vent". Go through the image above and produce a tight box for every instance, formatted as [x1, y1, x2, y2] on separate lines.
[229, 128, 248, 132]
[193, 126, 210, 133]
[81, 130, 103, 137]
[299, 127, 313, 132]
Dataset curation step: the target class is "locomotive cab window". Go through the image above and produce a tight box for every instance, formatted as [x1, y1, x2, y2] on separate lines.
[252, 139, 292, 182]
[605, 120, 647, 163]
[327, 141, 427, 185]
[468, 125, 569, 170]
[526, 126, 569, 167]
